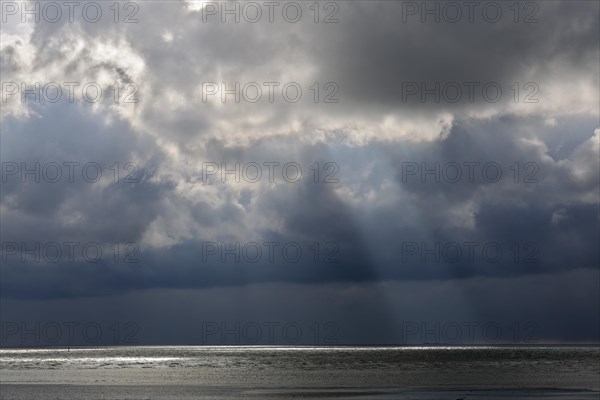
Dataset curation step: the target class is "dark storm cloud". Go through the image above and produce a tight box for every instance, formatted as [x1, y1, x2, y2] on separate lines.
[308, 1, 599, 110]
[1, 268, 598, 345]
[1, 100, 167, 243]
[2, 112, 597, 299]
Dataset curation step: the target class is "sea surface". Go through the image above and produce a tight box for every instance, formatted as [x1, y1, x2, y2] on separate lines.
[0, 346, 598, 399]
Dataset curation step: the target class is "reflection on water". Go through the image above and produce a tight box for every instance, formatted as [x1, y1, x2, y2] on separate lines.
[1, 346, 598, 399]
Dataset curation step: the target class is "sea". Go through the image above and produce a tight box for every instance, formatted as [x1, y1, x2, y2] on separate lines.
[0, 346, 598, 399]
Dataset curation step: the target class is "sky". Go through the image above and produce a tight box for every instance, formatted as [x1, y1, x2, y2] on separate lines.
[0, 0, 599, 346]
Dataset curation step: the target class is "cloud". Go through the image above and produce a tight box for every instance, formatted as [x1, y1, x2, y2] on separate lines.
[0, 0, 598, 342]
